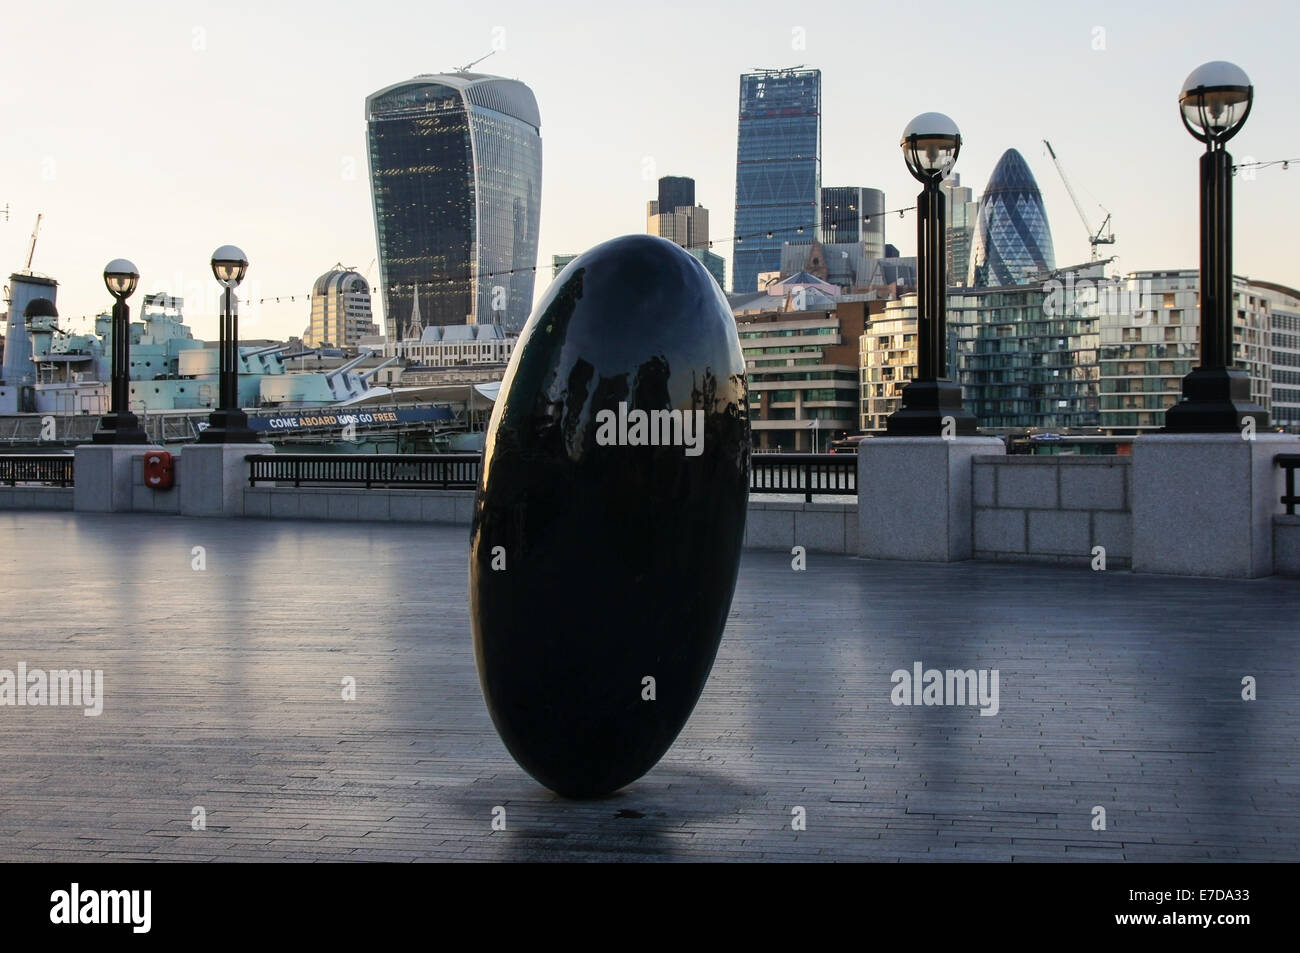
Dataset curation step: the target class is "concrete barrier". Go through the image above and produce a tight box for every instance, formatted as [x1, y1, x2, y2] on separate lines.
[1132, 433, 1297, 578]
[242, 485, 476, 524]
[0, 486, 75, 511]
[239, 488, 861, 552]
[1274, 515, 1300, 577]
[972, 455, 1131, 568]
[8, 447, 1299, 574]
[745, 500, 858, 554]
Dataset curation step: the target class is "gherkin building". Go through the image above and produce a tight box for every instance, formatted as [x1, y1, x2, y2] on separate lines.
[967, 149, 1055, 287]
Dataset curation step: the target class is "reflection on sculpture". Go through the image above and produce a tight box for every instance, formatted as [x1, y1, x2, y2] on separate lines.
[468, 235, 751, 798]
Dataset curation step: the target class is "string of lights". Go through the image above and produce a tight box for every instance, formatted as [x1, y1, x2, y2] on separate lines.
[50, 202, 924, 326]
[224, 203, 922, 306]
[1232, 156, 1298, 174]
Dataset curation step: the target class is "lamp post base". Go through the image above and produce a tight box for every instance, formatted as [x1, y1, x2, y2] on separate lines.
[198, 408, 260, 444]
[1164, 367, 1269, 433]
[884, 379, 978, 437]
[91, 412, 148, 445]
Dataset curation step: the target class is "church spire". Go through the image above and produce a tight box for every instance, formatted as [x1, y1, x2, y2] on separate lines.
[406, 282, 424, 341]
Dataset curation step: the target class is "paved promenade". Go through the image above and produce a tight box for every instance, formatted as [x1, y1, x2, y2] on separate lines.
[0, 512, 1296, 861]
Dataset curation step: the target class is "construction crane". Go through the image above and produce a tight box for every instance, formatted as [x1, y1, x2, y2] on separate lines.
[453, 51, 495, 74]
[25, 213, 42, 270]
[1043, 140, 1115, 261]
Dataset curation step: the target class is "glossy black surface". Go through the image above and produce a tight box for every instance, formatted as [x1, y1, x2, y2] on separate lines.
[469, 235, 751, 798]
[1165, 146, 1268, 431]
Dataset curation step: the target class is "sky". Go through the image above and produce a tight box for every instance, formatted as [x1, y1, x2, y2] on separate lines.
[2, 0, 1298, 343]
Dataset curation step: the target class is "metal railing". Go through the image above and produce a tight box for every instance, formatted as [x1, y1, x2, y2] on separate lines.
[1279, 454, 1300, 516]
[0, 454, 75, 487]
[247, 453, 480, 489]
[750, 453, 857, 502]
[245, 451, 858, 501]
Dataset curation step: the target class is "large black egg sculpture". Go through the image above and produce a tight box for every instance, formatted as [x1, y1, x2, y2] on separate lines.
[469, 234, 751, 798]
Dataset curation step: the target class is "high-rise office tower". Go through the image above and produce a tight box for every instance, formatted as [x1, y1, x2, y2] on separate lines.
[733, 67, 821, 293]
[366, 72, 542, 337]
[941, 174, 979, 288]
[647, 201, 709, 249]
[648, 176, 709, 249]
[657, 176, 696, 218]
[305, 265, 378, 348]
[820, 187, 885, 259]
[646, 176, 725, 288]
[968, 149, 1055, 287]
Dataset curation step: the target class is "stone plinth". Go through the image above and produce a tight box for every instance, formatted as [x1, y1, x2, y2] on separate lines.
[1131, 432, 1299, 578]
[858, 436, 1005, 561]
[73, 444, 159, 513]
[178, 443, 268, 518]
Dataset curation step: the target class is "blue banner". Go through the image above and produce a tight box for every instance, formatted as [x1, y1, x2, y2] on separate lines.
[247, 407, 452, 432]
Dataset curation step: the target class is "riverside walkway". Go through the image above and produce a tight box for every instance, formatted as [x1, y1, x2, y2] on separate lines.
[0, 512, 1296, 861]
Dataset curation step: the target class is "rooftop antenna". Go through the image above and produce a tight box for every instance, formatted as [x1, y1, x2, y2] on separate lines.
[454, 50, 496, 73]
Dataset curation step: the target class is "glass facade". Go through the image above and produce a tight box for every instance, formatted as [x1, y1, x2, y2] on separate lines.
[1098, 272, 1277, 432]
[821, 187, 860, 241]
[307, 267, 377, 348]
[552, 254, 578, 279]
[968, 149, 1055, 288]
[860, 269, 1298, 434]
[733, 69, 821, 294]
[950, 270, 1101, 431]
[366, 74, 541, 337]
[1272, 301, 1300, 429]
[941, 174, 978, 289]
[687, 248, 726, 289]
[860, 298, 920, 432]
[657, 176, 695, 214]
[820, 186, 886, 259]
[862, 268, 1102, 433]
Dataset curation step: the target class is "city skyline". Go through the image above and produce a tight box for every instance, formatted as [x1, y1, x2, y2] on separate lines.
[2, 0, 1298, 342]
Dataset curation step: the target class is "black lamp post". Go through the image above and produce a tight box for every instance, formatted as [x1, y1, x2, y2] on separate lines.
[199, 244, 259, 443]
[1164, 61, 1269, 432]
[92, 259, 148, 444]
[885, 112, 976, 436]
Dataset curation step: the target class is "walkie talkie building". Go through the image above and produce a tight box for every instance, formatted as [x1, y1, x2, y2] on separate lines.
[366, 73, 542, 337]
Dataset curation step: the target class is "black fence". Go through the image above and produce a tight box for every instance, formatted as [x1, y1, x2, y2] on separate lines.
[0, 454, 75, 487]
[246, 452, 859, 501]
[1279, 454, 1300, 516]
[750, 453, 857, 502]
[246, 453, 480, 489]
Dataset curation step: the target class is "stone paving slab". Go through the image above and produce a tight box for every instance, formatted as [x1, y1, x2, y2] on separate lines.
[0, 512, 1297, 862]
